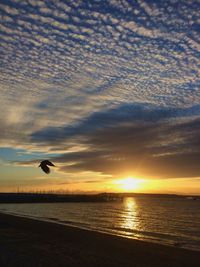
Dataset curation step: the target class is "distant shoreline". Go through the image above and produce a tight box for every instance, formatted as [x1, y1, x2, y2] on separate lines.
[0, 212, 199, 267]
[0, 192, 199, 203]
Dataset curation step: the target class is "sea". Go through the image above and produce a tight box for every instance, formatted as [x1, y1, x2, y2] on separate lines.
[0, 196, 200, 251]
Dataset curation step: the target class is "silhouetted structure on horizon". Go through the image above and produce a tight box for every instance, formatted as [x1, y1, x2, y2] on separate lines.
[0, 192, 121, 203]
[0, 192, 198, 204]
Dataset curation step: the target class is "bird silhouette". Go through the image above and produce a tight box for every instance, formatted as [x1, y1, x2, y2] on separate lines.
[39, 160, 55, 174]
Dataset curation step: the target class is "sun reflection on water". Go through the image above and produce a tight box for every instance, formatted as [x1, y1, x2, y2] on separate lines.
[120, 197, 139, 233]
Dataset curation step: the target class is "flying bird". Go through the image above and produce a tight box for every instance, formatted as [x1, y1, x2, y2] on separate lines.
[39, 160, 55, 174]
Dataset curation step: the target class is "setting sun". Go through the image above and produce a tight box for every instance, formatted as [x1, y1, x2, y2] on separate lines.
[114, 177, 144, 192]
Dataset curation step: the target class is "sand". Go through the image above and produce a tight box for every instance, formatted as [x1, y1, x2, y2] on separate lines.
[0, 212, 199, 267]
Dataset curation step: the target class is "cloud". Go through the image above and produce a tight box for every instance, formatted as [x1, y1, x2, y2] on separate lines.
[31, 103, 200, 142]
[27, 103, 200, 179]
[0, 0, 200, 184]
[54, 117, 200, 178]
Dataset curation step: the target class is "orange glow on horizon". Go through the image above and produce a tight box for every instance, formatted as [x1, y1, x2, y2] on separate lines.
[112, 177, 145, 192]
[1, 164, 200, 195]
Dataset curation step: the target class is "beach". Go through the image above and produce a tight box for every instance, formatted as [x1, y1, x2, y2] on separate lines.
[0, 212, 199, 267]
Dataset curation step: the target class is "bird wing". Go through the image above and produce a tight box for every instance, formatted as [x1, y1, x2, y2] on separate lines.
[41, 164, 50, 174]
[45, 160, 55, 166]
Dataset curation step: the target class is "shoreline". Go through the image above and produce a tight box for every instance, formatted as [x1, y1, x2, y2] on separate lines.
[1, 210, 199, 252]
[0, 212, 199, 267]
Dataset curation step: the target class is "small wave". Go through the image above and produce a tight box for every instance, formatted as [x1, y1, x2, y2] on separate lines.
[1, 198, 200, 251]
[111, 226, 180, 240]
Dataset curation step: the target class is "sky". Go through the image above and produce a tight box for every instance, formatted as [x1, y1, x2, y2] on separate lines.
[0, 0, 200, 194]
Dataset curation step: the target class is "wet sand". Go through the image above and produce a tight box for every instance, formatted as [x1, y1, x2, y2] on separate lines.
[0, 212, 199, 267]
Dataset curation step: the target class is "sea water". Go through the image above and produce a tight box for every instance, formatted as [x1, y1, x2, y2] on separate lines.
[0, 196, 200, 251]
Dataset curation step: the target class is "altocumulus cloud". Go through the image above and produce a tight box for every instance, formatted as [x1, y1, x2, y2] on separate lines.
[0, 0, 200, 180]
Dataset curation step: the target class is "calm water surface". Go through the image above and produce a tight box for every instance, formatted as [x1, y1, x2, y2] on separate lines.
[0, 196, 200, 251]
